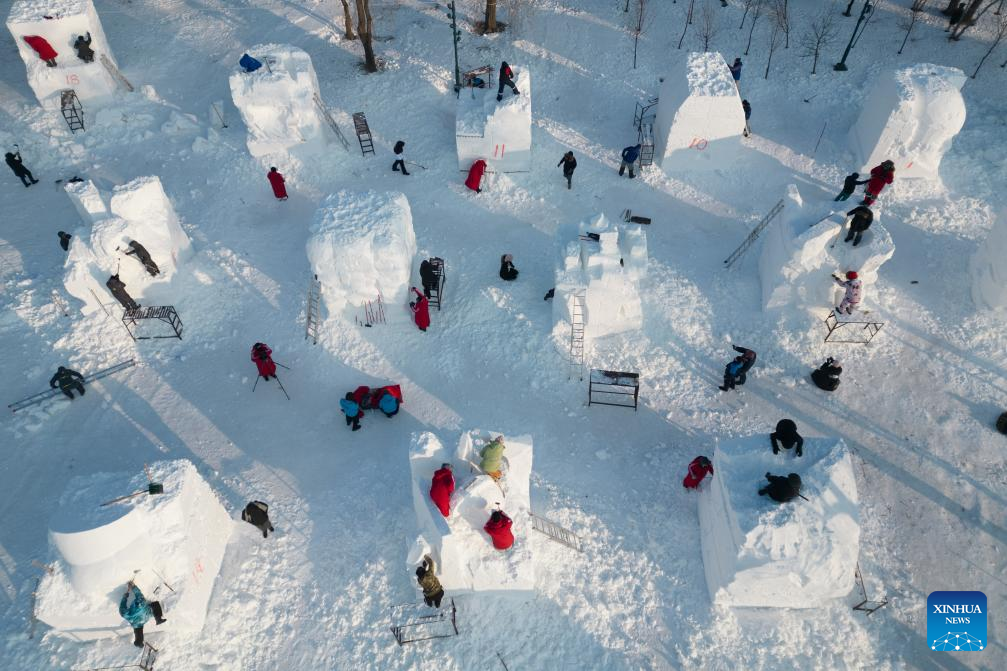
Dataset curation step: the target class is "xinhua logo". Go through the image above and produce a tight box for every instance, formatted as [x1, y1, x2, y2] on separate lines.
[927, 591, 987, 652]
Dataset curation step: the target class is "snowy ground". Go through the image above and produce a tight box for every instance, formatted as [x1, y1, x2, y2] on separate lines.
[1, 1, 1006, 669]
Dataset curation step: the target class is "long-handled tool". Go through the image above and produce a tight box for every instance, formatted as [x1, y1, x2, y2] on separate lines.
[274, 375, 291, 401]
[152, 568, 175, 593]
[272, 361, 291, 370]
[100, 482, 164, 507]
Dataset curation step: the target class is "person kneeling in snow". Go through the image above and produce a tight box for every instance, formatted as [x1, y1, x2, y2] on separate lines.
[770, 419, 804, 457]
[340, 392, 363, 431]
[73, 32, 94, 63]
[251, 342, 277, 380]
[416, 555, 444, 608]
[484, 509, 514, 550]
[811, 357, 842, 391]
[374, 387, 401, 417]
[241, 500, 275, 538]
[833, 271, 862, 315]
[499, 254, 518, 281]
[759, 472, 802, 503]
[479, 436, 506, 481]
[429, 463, 454, 517]
[682, 456, 714, 489]
[119, 582, 166, 648]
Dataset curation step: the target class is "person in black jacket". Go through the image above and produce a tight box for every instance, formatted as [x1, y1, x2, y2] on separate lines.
[557, 151, 577, 190]
[241, 501, 275, 538]
[124, 241, 160, 276]
[811, 357, 842, 391]
[392, 140, 409, 175]
[106, 274, 139, 310]
[759, 472, 802, 503]
[74, 32, 94, 63]
[844, 205, 874, 246]
[419, 259, 439, 298]
[496, 61, 520, 101]
[58, 231, 72, 252]
[771, 419, 804, 457]
[50, 366, 85, 399]
[499, 254, 518, 281]
[5, 151, 38, 187]
[835, 172, 868, 201]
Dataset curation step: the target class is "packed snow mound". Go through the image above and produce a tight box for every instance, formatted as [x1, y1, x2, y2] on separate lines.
[6, 0, 119, 108]
[228, 44, 326, 158]
[699, 436, 860, 609]
[653, 52, 746, 172]
[970, 209, 1007, 312]
[849, 64, 966, 181]
[758, 185, 894, 312]
[63, 177, 192, 314]
[407, 431, 534, 595]
[36, 460, 234, 639]
[306, 190, 416, 321]
[553, 213, 647, 343]
[456, 66, 531, 172]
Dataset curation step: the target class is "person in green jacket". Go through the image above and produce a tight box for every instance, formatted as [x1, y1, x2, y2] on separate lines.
[415, 554, 444, 608]
[479, 436, 505, 481]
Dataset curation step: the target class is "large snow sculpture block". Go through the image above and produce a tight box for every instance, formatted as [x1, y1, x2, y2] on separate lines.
[407, 431, 534, 595]
[758, 185, 894, 312]
[553, 213, 646, 341]
[850, 64, 966, 181]
[653, 52, 745, 172]
[306, 190, 416, 320]
[971, 209, 1007, 312]
[229, 44, 326, 158]
[456, 66, 531, 172]
[36, 460, 234, 640]
[699, 437, 860, 609]
[63, 177, 192, 315]
[6, 0, 119, 108]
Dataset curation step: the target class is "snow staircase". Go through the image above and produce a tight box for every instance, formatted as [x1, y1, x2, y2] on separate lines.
[352, 112, 375, 156]
[530, 512, 583, 552]
[426, 257, 446, 311]
[312, 93, 350, 152]
[568, 290, 586, 381]
[100, 54, 134, 92]
[723, 198, 785, 268]
[305, 274, 322, 344]
[8, 359, 136, 413]
[60, 90, 85, 133]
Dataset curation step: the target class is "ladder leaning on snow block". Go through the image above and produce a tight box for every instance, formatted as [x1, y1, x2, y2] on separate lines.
[851, 563, 888, 615]
[100, 54, 134, 92]
[389, 598, 458, 646]
[60, 90, 85, 133]
[723, 198, 785, 269]
[638, 122, 655, 168]
[568, 290, 586, 381]
[305, 274, 322, 344]
[8, 359, 136, 413]
[633, 96, 658, 131]
[312, 93, 350, 152]
[122, 306, 183, 341]
[530, 511, 583, 552]
[426, 258, 446, 311]
[352, 112, 375, 157]
[823, 311, 884, 345]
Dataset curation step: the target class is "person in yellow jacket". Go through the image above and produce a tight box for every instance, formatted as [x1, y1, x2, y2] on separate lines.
[415, 554, 444, 608]
[479, 436, 505, 481]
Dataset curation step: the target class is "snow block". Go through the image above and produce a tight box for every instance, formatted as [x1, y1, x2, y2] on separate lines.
[970, 209, 1007, 312]
[849, 64, 966, 181]
[456, 66, 531, 172]
[228, 44, 327, 158]
[306, 190, 416, 321]
[6, 0, 119, 108]
[63, 176, 192, 314]
[553, 213, 647, 342]
[653, 52, 746, 173]
[758, 185, 894, 312]
[699, 437, 860, 609]
[36, 460, 234, 640]
[407, 431, 534, 595]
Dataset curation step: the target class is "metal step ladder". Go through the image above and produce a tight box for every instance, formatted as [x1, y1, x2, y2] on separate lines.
[638, 122, 655, 167]
[723, 198, 785, 269]
[60, 90, 85, 133]
[312, 93, 350, 151]
[633, 96, 658, 130]
[352, 112, 375, 156]
[569, 289, 586, 381]
[305, 274, 322, 344]
[529, 512, 583, 552]
[100, 54, 134, 92]
[426, 258, 445, 311]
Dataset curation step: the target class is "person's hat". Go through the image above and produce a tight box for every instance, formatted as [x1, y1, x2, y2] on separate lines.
[787, 473, 802, 487]
[846, 271, 858, 280]
[441, 462, 452, 470]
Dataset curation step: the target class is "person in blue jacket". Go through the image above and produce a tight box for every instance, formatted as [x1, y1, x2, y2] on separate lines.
[378, 391, 399, 418]
[119, 582, 165, 647]
[619, 144, 641, 179]
[719, 345, 756, 392]
[239, 53, 262, 73]
[340, 392, 362, 431]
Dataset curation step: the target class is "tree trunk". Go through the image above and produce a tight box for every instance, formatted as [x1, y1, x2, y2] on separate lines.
[811, 47, 819, 74]
[745, 12, 760, 54]
[354, 0, 377, 72]
[486, 0, 498, 33]
[898, 18, 915, 54]
[951, 1, 997, 41]
[339, 0, 356, 40]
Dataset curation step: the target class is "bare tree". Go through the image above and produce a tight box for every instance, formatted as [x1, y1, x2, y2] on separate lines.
[950, 0, 1001, 41]
[764, 21, 783, 78]
[353, 0, 378, 72]
[696, 0, 721, 52]
[485, 0, 499, 34]
[338, 0, 356, 40]
[501, 0, 534, 35]
[972, 7, 1007, 76]
[744, 0, 766, 55]
[678, 0, 697, 49]
[774, 0, 791, 48]
[898, 1, 928, 54]
[739, 0, 757, 29]
[799, 6, 839, 74]
[630, 0, 651, 67]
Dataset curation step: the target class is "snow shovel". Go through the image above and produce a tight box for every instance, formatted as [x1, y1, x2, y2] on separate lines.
[99, 482, 164, 507]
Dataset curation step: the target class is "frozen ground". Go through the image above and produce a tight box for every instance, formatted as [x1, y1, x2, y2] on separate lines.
[1, 1, 1006, 669]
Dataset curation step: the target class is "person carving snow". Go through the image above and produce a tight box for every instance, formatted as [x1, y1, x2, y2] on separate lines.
[119, 582, 166, 648]
[499, 254, 518, 281]
[241, 500, 275, 538]
[392, 140, 409, 175]
[844, 205, 874, 246]
[770, 419, 804, 457]
[496, 61, 520, 101]
[267, 167, 287, 200]
[834, 271, 862, 315]
[73, 32, 94, 63]
[811, 357, 842, 391]
[479, 436, 506, 481]
[682, 456, 714, 489]
[484, 509, 514, 550]
[416, 554, 444, 608]
[465, 159, 486, 193]
[759, 473, 802, 504]
[862, 160, 894, 206]
[251, 342, 276, 380]
[410, 287, 430, 332]
[429, 463, 454, 517]
[23, 35, 58, 66]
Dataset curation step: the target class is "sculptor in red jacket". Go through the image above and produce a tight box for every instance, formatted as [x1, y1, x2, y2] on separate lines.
[464, 159, 486, 193]
[484, 509, 514, 550]
[267, 167, 287, 200]
[682, 456, 714, 489]
[251, 343, 276, 379]
[429, 464, 454, 517]
[410, 288, 430, 332]
[23, 36, 58, 65]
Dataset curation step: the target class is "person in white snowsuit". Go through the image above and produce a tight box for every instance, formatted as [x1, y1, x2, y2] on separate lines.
[834, 271, 862, 315]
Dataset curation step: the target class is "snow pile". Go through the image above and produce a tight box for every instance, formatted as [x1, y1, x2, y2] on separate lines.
[36, 460, 234, 640]
[407, 431, 534, 595]
[849, 64, 966, 181]
[758, 185, 894, 312]
[5, 0, 119, 108]
[970, 209, 1007, 312]
[456, 66, 531, 172]
[699, 436, 860, 609]
[306, 190, 416, 321]
[553, 213, 647, 342]
[63, 176, 192, 314]
[228, 44, 326, 158]
[653, 52, 746, 173]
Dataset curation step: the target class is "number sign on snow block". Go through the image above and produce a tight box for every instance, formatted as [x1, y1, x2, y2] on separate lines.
[456, 66, 531, 173]
[652, 52, 746, 173]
